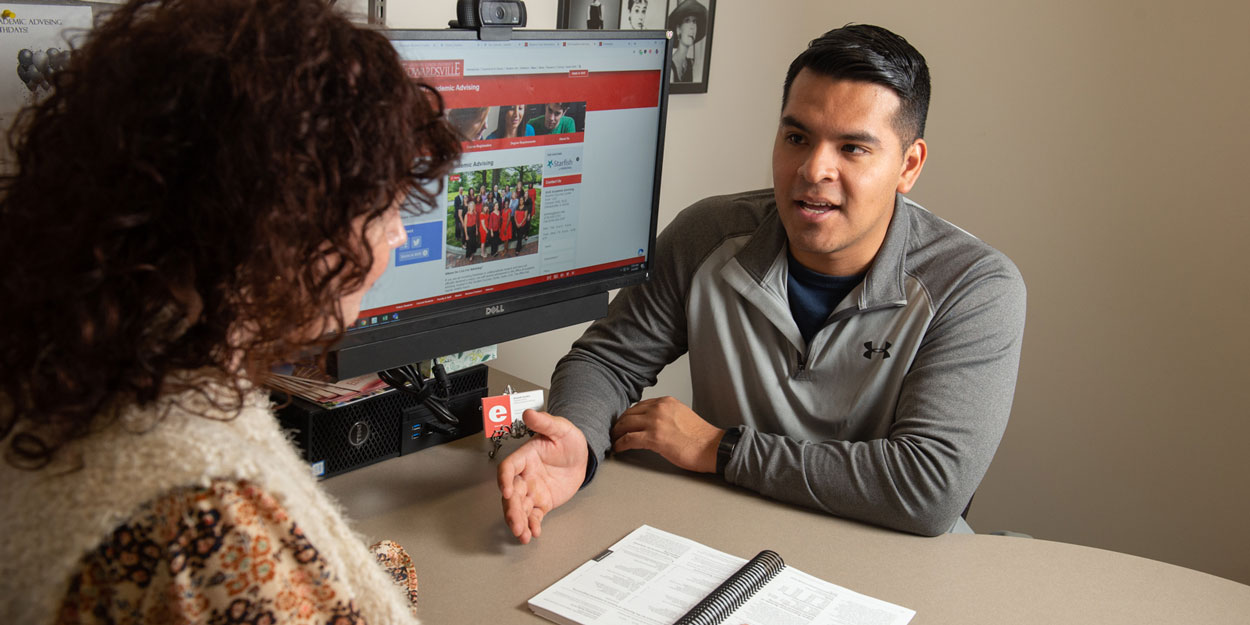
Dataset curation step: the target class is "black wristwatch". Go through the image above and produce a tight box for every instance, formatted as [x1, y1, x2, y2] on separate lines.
[716, 426, 743, 476]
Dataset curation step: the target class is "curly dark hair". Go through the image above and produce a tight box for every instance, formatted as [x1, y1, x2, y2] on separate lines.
[0, 0, 461, 469]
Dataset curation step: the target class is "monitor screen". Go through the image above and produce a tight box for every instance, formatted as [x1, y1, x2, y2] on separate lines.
[325, 29, 670, 379]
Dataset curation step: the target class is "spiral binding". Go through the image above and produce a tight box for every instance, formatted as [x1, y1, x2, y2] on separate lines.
[673, 550, 785, 625]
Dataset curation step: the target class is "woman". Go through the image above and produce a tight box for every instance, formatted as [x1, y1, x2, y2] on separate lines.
[514, 192, 531, 255]
[464, 191, 481, 260]
[447, 106, 490, 141]
[625, 0, 649, 29]
[587, 0, 604, 29]
[479, 197, 491, 257]
[487, 104, 535, 139]
[667, 0, 708, 83]
[500, 191, 515, 256]
[0, 1, 460, 623]
[486, 199, 502, 257]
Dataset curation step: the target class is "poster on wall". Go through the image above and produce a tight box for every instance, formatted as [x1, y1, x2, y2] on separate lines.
[558, 0, 622, 29]
[0, 2, 94, 167]
[663, 0, 714, 94]
[557, 0, 716, 94]
[619, 0, 665, 29]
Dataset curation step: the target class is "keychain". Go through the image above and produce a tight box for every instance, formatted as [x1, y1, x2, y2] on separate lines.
[482, 385, 545, 459]
[488, 421, 533, 459]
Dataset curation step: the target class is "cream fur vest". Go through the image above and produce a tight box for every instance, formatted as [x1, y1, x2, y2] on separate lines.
[0, 383, 420, 624]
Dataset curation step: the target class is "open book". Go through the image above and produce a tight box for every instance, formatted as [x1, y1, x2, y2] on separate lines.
[529, 525, 915, 625]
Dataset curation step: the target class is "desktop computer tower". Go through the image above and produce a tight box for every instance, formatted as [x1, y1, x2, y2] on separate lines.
[275, 364, 488, 478]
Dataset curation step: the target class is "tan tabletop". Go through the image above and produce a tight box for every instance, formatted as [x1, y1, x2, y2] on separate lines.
[323, 370, 1250, 624]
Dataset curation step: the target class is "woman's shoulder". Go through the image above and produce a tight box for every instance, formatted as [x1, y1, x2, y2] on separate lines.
[58, 478, 383, 624]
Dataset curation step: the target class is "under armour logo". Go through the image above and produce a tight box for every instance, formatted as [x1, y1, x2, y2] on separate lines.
[863, 341, 892, 359]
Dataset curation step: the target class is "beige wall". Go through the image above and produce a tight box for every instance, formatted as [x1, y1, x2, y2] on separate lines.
[386, 0, 1250, 584]
[816, 0, 1250, 585]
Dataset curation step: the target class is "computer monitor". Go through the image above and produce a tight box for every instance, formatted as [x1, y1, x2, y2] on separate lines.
[324, 28, 670, 380]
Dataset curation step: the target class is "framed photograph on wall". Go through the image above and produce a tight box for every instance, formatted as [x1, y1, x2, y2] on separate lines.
[558, 0, 715, 94]
[558, 0, 622, 30]
[619, 0, 667, 30]
[665, 0, 715, 94]
[0, 1, 94, 167]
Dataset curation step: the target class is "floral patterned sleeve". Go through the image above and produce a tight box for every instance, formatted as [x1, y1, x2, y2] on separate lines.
[369, 540, 419, 608]
[56, 480, 419, 624]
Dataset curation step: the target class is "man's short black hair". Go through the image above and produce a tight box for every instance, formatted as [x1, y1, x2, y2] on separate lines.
[782, 24, 930, 144]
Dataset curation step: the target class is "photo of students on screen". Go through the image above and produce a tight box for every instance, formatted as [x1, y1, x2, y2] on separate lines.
[487, 104, 536, 139]
[447, 106, 490, 141]
[527, 101, 585, 136]
[446, 165, 542, 268]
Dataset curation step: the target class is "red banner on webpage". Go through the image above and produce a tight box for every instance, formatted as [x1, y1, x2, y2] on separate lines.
[414, 69, 661, 111]
[543, 174, 582, 188]
[358, 256, 644, 319]
[461, 132, 584, 153]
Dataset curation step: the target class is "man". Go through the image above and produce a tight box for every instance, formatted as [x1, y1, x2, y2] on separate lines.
[529, 102, 576, 135]
[453, 186, 467, 248]
[498, 25, 1026, 540]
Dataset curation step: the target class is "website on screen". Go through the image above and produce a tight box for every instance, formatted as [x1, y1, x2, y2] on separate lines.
[354, 37, 664, 330]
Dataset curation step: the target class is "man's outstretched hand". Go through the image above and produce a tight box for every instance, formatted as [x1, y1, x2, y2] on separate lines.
[497, 409, 589, 544]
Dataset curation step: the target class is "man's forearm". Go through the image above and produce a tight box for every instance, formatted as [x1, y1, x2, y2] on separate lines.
[727, 428, 991, 536]
[548, 353, 637, 462]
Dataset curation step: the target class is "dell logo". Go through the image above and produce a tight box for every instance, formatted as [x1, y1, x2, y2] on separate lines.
[485, 305, 506, 315]
[863, 341, 892, 360]
[348, 421, 370, 448]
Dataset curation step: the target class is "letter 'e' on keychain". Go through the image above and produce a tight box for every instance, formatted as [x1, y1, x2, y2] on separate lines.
[482, 386, 544, 459]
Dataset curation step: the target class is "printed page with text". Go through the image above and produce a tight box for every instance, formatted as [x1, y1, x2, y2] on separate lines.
[529, 525, 915, 625]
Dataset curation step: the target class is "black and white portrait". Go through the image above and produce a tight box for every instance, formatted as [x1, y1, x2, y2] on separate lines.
[558, 0, 622, 30]
[621, 0, 666, 30]
[666, 0, 715, 94]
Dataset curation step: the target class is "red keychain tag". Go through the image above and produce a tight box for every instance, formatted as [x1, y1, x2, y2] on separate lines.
[482, 389, 545, 438]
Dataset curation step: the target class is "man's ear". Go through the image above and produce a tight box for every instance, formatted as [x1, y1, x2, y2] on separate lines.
[896, 138, 927, 194]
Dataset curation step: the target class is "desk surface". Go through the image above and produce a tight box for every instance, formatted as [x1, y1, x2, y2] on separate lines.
[322, 371, 1250, 624]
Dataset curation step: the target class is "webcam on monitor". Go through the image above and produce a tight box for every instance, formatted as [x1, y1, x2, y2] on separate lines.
[451, 0, 527, 38]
